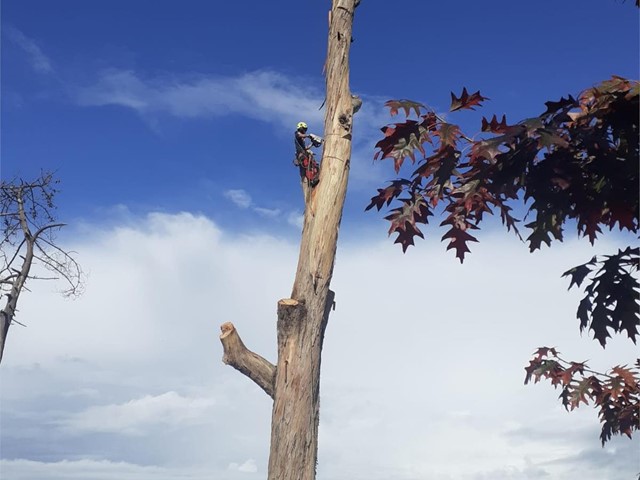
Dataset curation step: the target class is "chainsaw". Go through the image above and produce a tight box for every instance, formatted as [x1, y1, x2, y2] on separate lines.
[308, 133, 324, 148]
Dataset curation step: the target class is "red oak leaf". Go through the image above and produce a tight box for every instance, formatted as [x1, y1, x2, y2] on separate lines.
[450, 87, 489, 112]
[385, 99, 426, 117]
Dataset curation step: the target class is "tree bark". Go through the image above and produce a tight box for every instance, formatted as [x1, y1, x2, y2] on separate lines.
[220, 322, 276, 398]
[267, 1, 356, 477]
[0, 173, 80, 365]
[219, 1, 357, 478]
[0, 241, 33, 364]
[0, 191, 34, 364]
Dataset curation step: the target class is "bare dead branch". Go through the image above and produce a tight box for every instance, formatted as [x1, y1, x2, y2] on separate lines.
[16, 190, 32, 240]
[0, 172, 82, 363]
[0, 274, 20, 284]
[220, 322, 276, 398]
[26, 274, 60, 281]
[10, 318, 27, 328]
[33, 223, 66, 240]
[35, 237, 83, 297]
[4, 238, 27, 267]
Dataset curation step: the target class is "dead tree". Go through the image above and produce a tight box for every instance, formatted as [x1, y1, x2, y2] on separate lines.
[219, 1, 359, 478]
[0, 172, 82, 363]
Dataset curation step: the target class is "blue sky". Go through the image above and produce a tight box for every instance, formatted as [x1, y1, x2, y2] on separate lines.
[3, 0, 638, 236]
[1, 2, 639, 479]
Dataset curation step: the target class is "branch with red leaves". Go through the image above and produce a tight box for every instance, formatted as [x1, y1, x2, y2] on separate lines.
[368, 77, 639, 262]
[562, 247, 639, 347]
[525, 347, 640, 445]
[369, 77, 640, 447]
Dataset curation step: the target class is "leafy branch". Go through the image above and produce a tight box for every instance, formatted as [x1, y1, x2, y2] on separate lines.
[368, 77, 639, 261]
[525, 347, 639, 445]
[563, 247, 639, 347]
[369, 77, 640, 445]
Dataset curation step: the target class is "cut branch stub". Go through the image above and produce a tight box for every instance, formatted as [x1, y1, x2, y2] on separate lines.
[219, 322, 276, 398]
[276, 298, 306, 339]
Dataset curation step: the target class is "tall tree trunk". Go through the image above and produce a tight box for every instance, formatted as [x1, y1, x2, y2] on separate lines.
[0, 241, 33, 364]
[0, 191, 35, 364]
[220, 1, 358, 479]
[0, 173, 80, 365]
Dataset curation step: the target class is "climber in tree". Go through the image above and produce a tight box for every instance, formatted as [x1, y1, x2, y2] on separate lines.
[294, 122, 323, 191]
[294, 121, 312, 161]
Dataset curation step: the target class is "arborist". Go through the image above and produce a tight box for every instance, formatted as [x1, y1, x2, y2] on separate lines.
[294, 122, 323, 192]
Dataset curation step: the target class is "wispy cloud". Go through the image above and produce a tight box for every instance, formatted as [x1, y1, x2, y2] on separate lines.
[73, 67, 394, 187]
[4, 26, 53, 74]
[62, 391, 216, 435]
[223, 188, 290, 224]
[287, 211, 303, 229]
[224, 189, 252, 209]
[253, 207, 281, 218]
[0, 459, 246, 480]
[228, 459, 258, 473]
[76, 69, 324, 129]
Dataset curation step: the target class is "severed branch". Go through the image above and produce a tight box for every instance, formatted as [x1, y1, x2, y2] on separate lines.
[220, 322, 276, 399]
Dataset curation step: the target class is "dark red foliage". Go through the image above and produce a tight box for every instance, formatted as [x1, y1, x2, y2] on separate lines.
[450, 87, 489, 112]
[383, 193, 432, 252]
[369, 77, 640, 445]
[525, 348, 639, 445]
[365, 180, 411, 212]
[481, 114, 512, 134]
[562, 247, 639, 347]
[370, 76, 639, 262]
[385, 99, 426, 117]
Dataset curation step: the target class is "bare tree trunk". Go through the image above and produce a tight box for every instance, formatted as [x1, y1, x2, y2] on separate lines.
[0, 174, 81, 364]
[0, 244, 33, 364]
[220, 1, 358, 478]
[0, 192, 34, 364]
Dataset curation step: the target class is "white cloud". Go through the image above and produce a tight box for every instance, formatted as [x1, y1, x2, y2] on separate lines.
[74, 68, 382, 192]
[62, 391, 216, 435]
[1, 212, 637, 480]
[224, 189, 252, 209]
[73, 67, 396, 188]
[287, 210, 304, 229]
[223, 187, 297, 224]
[0, 459, 241, 480]
[75, 69, 324, 130]
[253, 207, 281, 218]
[4, 26, 53, 74]
[0, 459, 169, 480]
[228, 458, 258, 473]
[61, 388, 100, 399]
